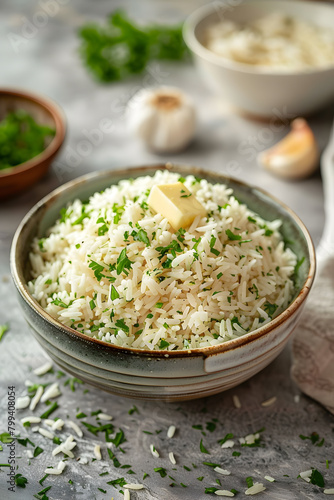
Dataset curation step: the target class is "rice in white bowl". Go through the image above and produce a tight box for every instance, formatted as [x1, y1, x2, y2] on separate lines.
[28, 171, 297, 351]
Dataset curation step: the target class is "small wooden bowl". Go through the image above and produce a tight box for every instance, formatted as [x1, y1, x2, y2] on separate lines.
[0, 88, 66, 200]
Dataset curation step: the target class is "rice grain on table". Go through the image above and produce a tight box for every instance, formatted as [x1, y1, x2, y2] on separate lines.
[28, 171, 297, 351]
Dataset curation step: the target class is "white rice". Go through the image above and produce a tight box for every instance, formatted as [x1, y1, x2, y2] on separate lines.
[169, 451, 176, 464]
[33, 361, 53, 376]
[21, 416, 41, 425]
[167, 425, 176, 438]
[204, 12, 334, 70]
[39, 428, 54, 440]
[97, 412, 113, 421]
[261, 396, 277, 407]
[67, 420, 83, 438]
[16, 396, 31, 410]
[221, 439, 234, 449]
[245, 482, 266, 495]
[41, 383, 61, 402]
[29, 386, 44, 411]
[94, 444, 102, 460]
[28, 171, 297, 351]
[150, 444, 159, 458]
[214, 466, 231, 476]
[215, 491, 235, 497]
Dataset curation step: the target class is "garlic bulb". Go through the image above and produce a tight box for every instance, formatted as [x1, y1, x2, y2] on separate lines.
[126, 86, 196, 153]
[258, 118, 319, 179]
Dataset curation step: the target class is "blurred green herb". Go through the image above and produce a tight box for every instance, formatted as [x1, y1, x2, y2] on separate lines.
[0, 110, 55, 171]
[78, 10, 188, 82]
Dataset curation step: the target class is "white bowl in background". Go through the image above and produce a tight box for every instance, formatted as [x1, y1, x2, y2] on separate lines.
[183, 0, 334, 117]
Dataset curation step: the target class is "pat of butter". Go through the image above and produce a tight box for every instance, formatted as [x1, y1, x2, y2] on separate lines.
[148, 182, 206, 230]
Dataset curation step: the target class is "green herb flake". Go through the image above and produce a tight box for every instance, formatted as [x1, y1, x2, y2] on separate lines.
[154, 467, 167, 478]
[33, 446, 44, 457]
[246, 476, 254, 488]
[128, 405, 139, 415]
[155, 302, 163, 308]
[264, 302, 278, 317]
[226, 229, 242, 241]
[40, 402, 58, 419]
[205, 487, 218, 494]
[116, 248, 133, 275]
[115, 319, 129, 333]
[15, 473, 28, 488]
[110, 285, 120, 301]
[232, 451, 241, 457]
[76, 412, 87, 419]
[200, 439, 210, 454]
[159, 339, 170, 349]
[310, 468, 324, 487]
[0, 324, 9, 342]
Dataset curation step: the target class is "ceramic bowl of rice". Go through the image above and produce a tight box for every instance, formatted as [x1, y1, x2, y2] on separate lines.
[11, 164, 315, 401]
[183, 0, 334, 116]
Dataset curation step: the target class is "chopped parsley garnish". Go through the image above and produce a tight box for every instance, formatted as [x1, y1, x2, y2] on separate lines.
[310, 469, 324, 487]
[159, 339, 170, 349]
[115, 319, 129, 333]
[51, 298, 73, 308]
[96, 217, 109, 236]
[59, 207, 72, 223]
[112, 203, 125, 224]
[76, 412, 87, 419]
[205, 487, 218, 494]
[246, 476, 254, 488]
[200, 439, 210, 454]
[128, 405, 139, 415]
[110, 285, 120, 301]
[178, 176, 186, 183]
[154, 467, 167, 478]
[107, 476, 127, 488]
[89, 260, 105, 281]
[206, 421, 216, 433]
[248, 216, 257, 223]
[116, 248, 133, 275]
[232, 451, 241, 457]
[64, 377, 83, 392]
[0, 324, 9, 341]
[264, 302, 278, 317]
[209, 235, 220, 256]
[132, 227, 150, 246]
[40, 402, 58, 419]
[15, 473, 28, 488]
[299, 432, 324, 446]
[72, 207, 90, 226]
[155, 302, 163, 308]
[218, 433, 234, 445]
[34, 485, 52, 498]
[89, 299, 96, 310]
[181, 193, 192, 198]
[33, 446, 44, 457]
[226, 229, 242, 241]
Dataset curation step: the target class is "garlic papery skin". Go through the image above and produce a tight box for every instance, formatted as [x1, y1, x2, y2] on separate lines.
[258, 118, 319, 179]
[126, 86, 196, 153]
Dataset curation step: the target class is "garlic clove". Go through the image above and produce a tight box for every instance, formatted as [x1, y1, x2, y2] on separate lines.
[126, 86, 196, 153]
[258, 118, 319, 179]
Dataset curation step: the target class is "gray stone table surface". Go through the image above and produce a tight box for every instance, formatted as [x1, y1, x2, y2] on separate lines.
[0, 1, 333, 499]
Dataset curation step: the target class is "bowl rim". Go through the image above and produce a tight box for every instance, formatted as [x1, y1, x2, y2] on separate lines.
[183, 0, 334, 76]
[0, 87, 66, 178]
[10, 164, 316, 359]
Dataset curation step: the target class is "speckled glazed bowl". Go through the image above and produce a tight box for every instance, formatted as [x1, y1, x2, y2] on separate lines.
[10, 165, 315, 402]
